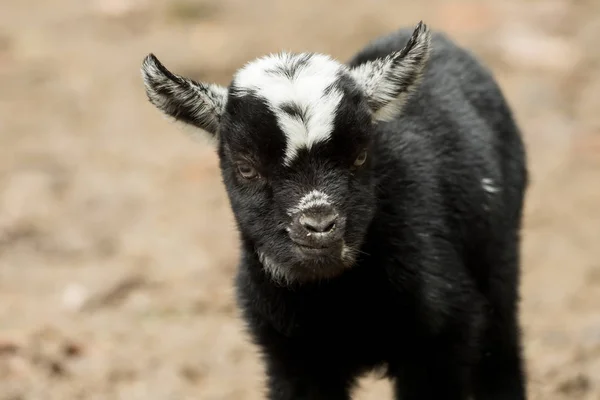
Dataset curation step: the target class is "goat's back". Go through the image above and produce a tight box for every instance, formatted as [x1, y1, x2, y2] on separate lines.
[349, 28, 528, 287]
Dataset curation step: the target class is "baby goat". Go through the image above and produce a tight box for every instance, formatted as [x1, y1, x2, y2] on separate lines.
[141, 21, 528, 400]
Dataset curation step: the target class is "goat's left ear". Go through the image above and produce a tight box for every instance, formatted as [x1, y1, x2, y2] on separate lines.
[141, 54, 228, 142]
[349, 21, 432, 122]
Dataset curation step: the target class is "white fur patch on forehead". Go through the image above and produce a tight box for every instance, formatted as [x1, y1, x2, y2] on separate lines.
[232, 52, 347, 166]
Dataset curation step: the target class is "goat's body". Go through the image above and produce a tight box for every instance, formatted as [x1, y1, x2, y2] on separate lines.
[235, 29, 527, 399]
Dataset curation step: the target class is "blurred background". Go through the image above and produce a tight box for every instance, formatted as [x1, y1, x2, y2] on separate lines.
[1, 0, 599, 399]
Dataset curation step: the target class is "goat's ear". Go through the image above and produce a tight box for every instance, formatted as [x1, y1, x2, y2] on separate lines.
[141, 53, 228, 142]
[349, 21, 432, 122]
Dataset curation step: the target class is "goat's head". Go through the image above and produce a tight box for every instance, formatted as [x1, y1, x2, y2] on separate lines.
[141, 22, 432, 285]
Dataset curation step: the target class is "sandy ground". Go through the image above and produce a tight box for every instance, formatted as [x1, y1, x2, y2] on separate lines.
[1, 0, 599, 399]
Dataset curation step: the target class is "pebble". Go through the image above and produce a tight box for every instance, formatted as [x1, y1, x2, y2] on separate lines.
[92, 0, 148, 17]
[61, 283, 90, 312]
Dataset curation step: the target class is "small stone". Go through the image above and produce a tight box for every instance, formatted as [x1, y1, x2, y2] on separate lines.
[556, 373, 591, 396]
[62, 341, 83, 358]
[92, 0, 147, 17]
[0, 339, 20, 356]
[61, 283, 89, 312]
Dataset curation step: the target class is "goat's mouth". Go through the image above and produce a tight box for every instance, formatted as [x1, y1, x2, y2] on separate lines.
[257, 239, 357, 284]
[292, 239, 344, 259]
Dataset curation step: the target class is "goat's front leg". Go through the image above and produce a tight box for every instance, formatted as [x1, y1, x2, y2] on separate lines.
[382, 238, 485, 400]
[262, 344, 355, 400]
[391, 334, 476, 400]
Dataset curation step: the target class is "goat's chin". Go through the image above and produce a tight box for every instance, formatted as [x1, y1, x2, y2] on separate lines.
[257, 243, 357, 286]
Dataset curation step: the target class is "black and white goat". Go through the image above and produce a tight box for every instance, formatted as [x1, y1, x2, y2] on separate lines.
[141, 21, 528, 400]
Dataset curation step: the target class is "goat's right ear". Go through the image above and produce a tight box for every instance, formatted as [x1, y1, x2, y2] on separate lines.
[349, 21, 431, 123]
[141, 54, 228, 141]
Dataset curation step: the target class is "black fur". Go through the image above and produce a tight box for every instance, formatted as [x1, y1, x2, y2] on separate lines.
[142, 23, 528, 400]
[229, 29, 527, 399]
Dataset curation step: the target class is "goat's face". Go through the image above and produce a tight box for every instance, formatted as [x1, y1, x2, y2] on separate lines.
[141, 22, 431, 284]
[217, 67, 377, 283]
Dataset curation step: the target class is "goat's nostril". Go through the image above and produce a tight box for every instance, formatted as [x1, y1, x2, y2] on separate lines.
[299, 212, 338, 233]
[323, 220, 336, 232]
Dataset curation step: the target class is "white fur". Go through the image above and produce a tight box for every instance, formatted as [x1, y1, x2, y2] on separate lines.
[258, 244, 354, 285]
[481, 178, 500, 194]
[258, 250, 289, 285]
[350, 56, 407, 121]
[349, 22, 431, 122]
[287, 190, 332, 216]
[232, 53, 345, 166]
[341, 243, 358, 266]
[141, 54, 227, 139]
[142, 24, 430, 165]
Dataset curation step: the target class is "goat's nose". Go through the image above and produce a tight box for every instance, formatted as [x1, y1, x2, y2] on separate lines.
[299, 210, 338, 233]
[289, 207, 345, 249]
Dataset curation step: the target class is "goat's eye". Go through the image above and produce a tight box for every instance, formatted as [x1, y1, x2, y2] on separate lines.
[354, 150, 368, 167]
[236, 163, 258, 179]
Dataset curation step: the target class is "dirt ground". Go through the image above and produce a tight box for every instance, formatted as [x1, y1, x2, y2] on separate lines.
[1, 0, 599, 399]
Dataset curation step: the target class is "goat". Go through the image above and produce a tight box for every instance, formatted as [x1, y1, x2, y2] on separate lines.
[141, 21, 528, 400]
